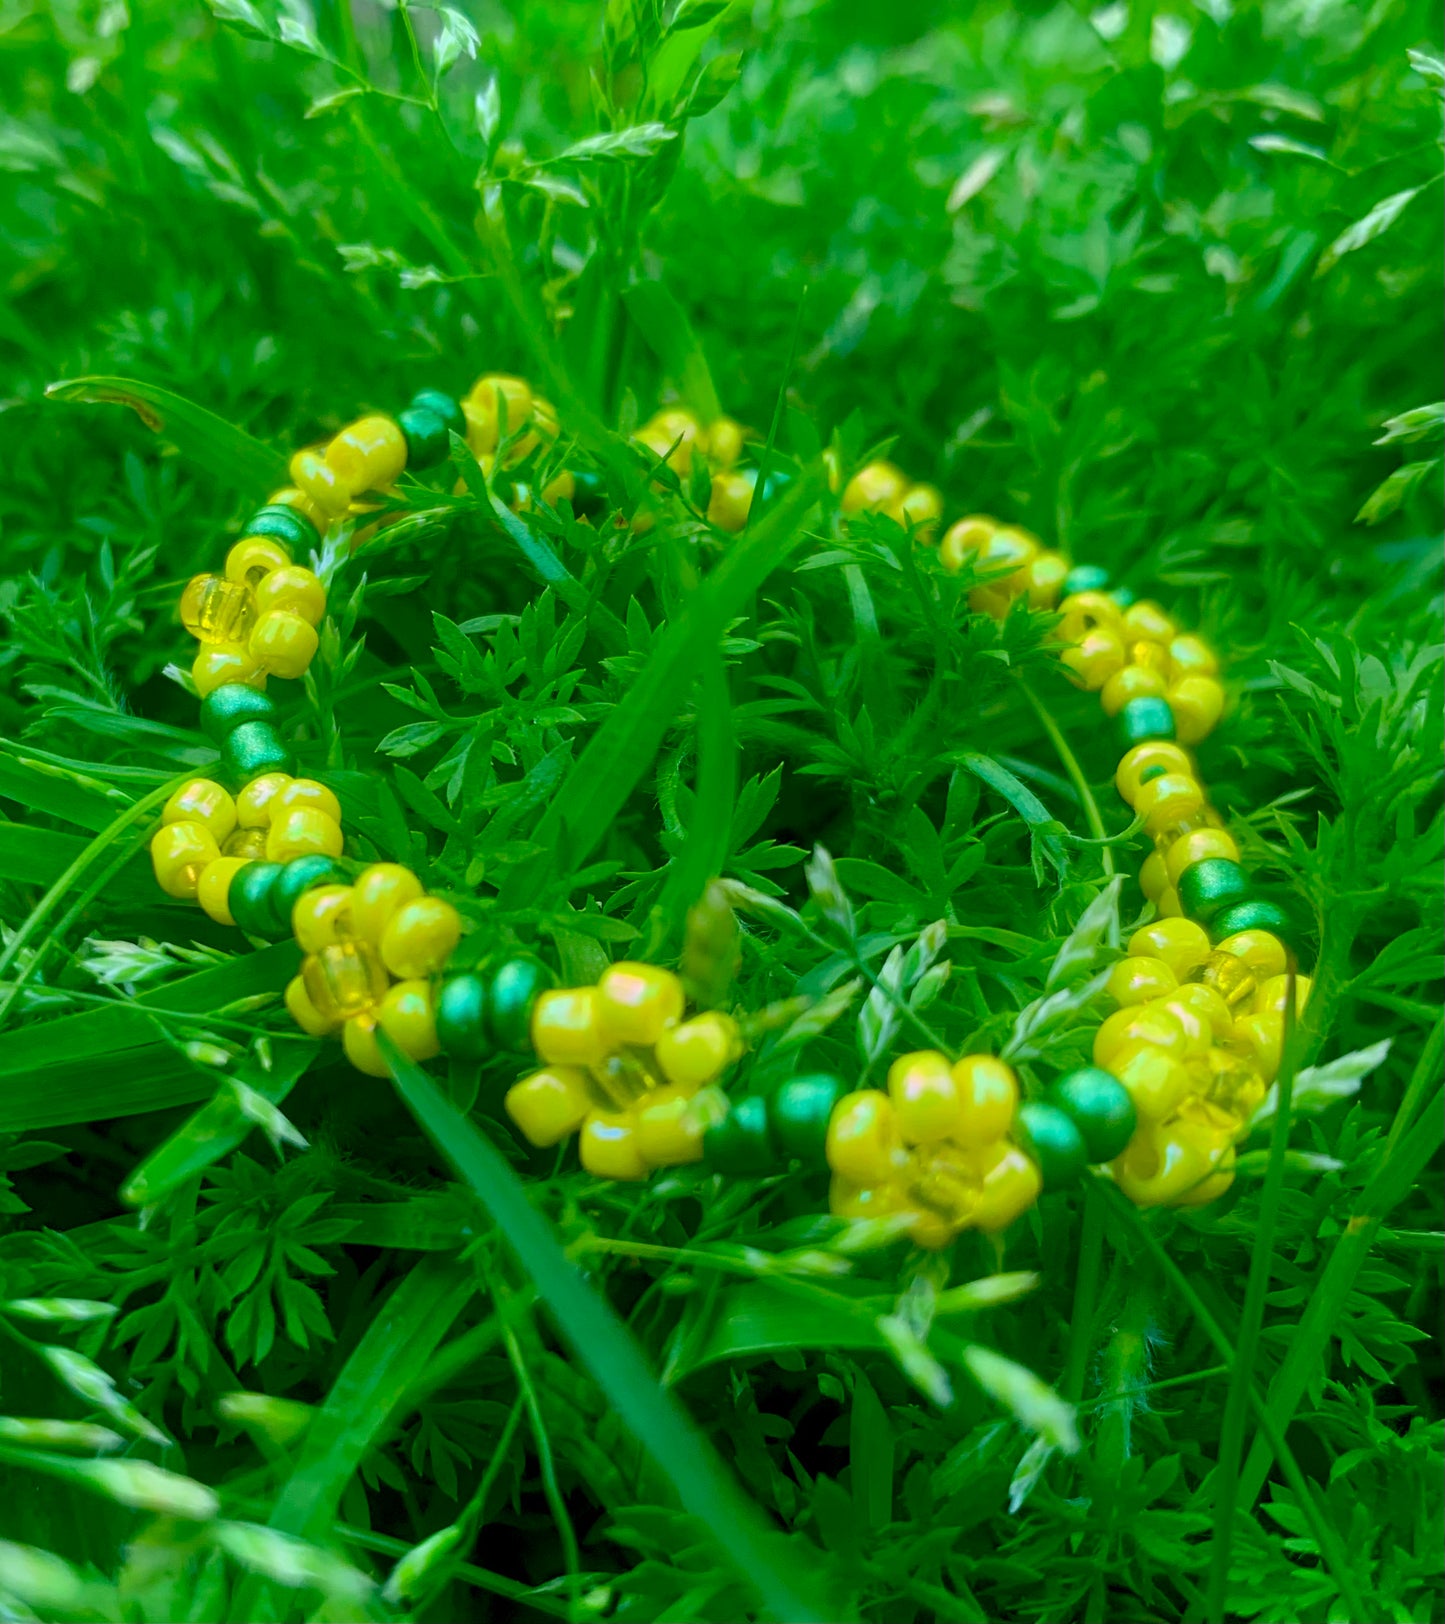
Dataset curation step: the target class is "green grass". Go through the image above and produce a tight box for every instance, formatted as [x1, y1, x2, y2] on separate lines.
[1, 1, 1442, 1620]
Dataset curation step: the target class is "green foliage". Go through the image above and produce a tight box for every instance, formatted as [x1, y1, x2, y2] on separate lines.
[0, 1, 1441, 1621]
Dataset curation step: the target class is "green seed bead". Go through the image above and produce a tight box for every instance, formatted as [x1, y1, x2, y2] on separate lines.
[200, 683, 277, 745]
[1016, 1101, 1088, 1191]
[1209, 898, 1295, 947]
[486, 956, 555, 1052]
[243, 503, 316, 548]
[1178, 857, 1251, 924]
[1118, 696, 1176, 748]
[769, 1073, 847, 1163]
[702, 1095, 776, 1176]
[398, 407, 450, 470]
[436, 973, 491, 1060]
[410, 389, 465, 435]
[1047, 1067, 1137, 1163]
[222, 721, 294, 786]
[1064, 563, 1110, 595]
[1111, 586, 1136, 608]
[229, 860, 286, 938]
[272, 854, 349, 929]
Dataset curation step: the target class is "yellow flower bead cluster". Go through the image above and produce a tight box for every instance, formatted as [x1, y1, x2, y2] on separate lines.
[633, 406, 758, 533]
[506, 962, 742, 1181]
[825, 1053, 1040, 1249]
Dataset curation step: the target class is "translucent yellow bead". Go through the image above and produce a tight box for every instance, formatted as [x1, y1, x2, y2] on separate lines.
[1115, 741, 1194, 806]
[343, 1014, 389, 1078]
[163, 779, 237, 844]
[1169, 633, 1218, 678]
[223, 827, 268, 859]
[249, 609, 319, 680]
[276, 778, 341, 825]
[350, 864, 424, 946]
[377, 978, 440, 1062]
[938, 514, 997, 573]
[292, 885, 355, 952]
[1025, 551, 1069, 608]
[236, 772, 293, 828]
[1169, 675, 1226, 745]
[596, 962, 685, 1047]
[1218, 930, 1289, 983]
[1101, 663, 1168, 718]
[1254, 973, 1312, 1017]
[150, 820, 221, 899]
[255, 566, 326, 628]
[1128, 917, 1212, 978]
[196, 856, 249, 925]
[325, 416, 408, 492]
[1136, 772, 1205, 838]
[970, 1140, 1043, 1233]
[887, 1050, 962, 1145]
[181, 573, 255, 645]
[579, 1111, 649, 1181]
[289, 449, 353, 516]
[193, 643, 267, 697]
[1094, 1003, 1186, 1067]
[531, 987, 613, 1068]
[1056, 590, 1123, 640]
[466, 375, 533, 455]
[841, 460, 907, 514]
[225, 537, 291, 588]
[285, 973, 337, 1036]
[1165, 827, 1240, 888]
[1190, 949, 1258, 1009]
[1232, 1010, 1284, 1083]
[704, 416, 746, 468]
[301, 938, 388, 1022]
[506, 1067, 595, 1147]
[379, 896, 461, 979]
[1121, 600, 1175, 643]
[1060, 625, 1127, 691]
[1107, 957, 1178, 1006]
[1140, 850, 1169, 903]
[634, 1086, 706, 1167]
[654, 1013, 741, 1093]
[949, 1054, 1019, 1147]
[1107, 1039, 1195, 1122]
[826, 1090, 904, 1183]
[1191, 1046, 1267, 1129]
[898, 483, 944, 542]
[707, 469, 754, 532]
[1169, 980, 1234, 1042]
[266, 808, 344, 864]
[1113, 1118, 1234, 1208]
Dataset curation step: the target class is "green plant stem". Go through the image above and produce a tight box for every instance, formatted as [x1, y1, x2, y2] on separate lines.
[1018, 677, 1117, 884]
[334, 1520, 575, 1619]
[1061, 1194, 1105, 1403]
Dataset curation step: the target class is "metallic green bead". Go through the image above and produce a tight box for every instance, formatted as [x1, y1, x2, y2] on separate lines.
[486, 957, 555, 1052]
[1047, 1067, 1137, 1163]
[399, 406, 450, 470]
[1210, 898, 1295, 946]
[1064, 563, 1110, 595]
[272, 854, 348, 929]
[229, 861, 286, 938]
[769, 1073, 847, 1163]
[436, 973, 491, 1061]
[1118, 696, 1176, 748]
[1016, 1102, 1088, 1190]
[200, 683, 277, 745]
[243, 503, 316, 548]
[222, 721, 293, 786]
[1178, 858, 1251, 924]
[702, 1095, 776, 1176]
[410, 389, 465, 435]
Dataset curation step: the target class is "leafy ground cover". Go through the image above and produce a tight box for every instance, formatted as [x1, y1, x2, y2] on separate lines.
[0, 0, 1442, 1619]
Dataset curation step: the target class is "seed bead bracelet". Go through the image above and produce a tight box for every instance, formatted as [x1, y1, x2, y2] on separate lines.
[144, 381, 1309, 1250]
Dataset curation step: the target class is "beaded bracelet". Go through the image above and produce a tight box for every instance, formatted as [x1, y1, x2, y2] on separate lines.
[146, 373, 1309, 1249]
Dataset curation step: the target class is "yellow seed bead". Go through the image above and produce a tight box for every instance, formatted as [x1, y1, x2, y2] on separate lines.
[266, 808, 344, 864]
[637, 408, 704, 477]
[508, 395, 558, 462]
[1101, 663, 1168, 718]
[1107, 957, 1179, 1006]
[898, 483, 944, 542]
[1218, 930, 1289, 983]
[531, 987, 612, 1068]
[249, 609, 319, 680]
[579, 1110, 650, 1181]
[634, 1086, 707, 1167]
[285, 973, 337, 1037]
[1170, 980, 1235, 1042]
[267, 485, 329, 530]
[506, 1067, 595, 1147]
[826, 1090, 904, 1183]
[180, 573, 256, 645]
[1112, 1117, 1234, 1208]
[887, 1051, 963, 1145]
[904, 1205, 960, 1251]
[163, 779, 237, 844]
[972, 526, 1037, 597]
[1130, 638, 1171, 676]
[1056, 590, 1124, 640]
[654, 1013, 741, 1093]
[1193, 1047, 1267, 1128]
[343, 1014, 390, 1078]
[276, 778, 341, 825]
[1115, 741, 1194, 806]
[302, 938, 389, 1022]
[292, 885, 355, 952]
[1095, 1003, 1186, 1067]
[1107, 1039, 1195, 1122]
[325, 415, 408, 492]
[1140, 850, 1170, 902]
[969, 1140, 1043, 1233]
[196, 856, 249, 925]
[225, 537, 291, 588]
[350, 864, 425, 947]
[1192, 948, 1259, 1009]
[1157, 885, 1183, 918]
[704, 416, 746, 468]
[1025, 551, 1069, 608]
[1154, 994, 1213, 1057]
[290, 449, 354, 516]
[968, 583, 1013, 620]
[1121, 600, 1175, 643]
[1169, 633, 1218, 678]
[236, 772, 293, 828]
[841, 460, 908, 514]
[1165, 827, 1240, 888]
[379, 896, 461, 979]
[596, 962, 685, 1047]
[1136, 772, 1205, 838]
[537, 468, 575, 507]
[150, 820, 221, 899]
[949, 1054, 1019, 1148]
[1232, 1010, 1285, 1082]
[1128, 917, 1212, 978]
[466, 375, 533, 456]
[1060, 625, 1127, 690]
[1254, 973, 1312, 1017]
[707, 469, 755, 532]
[938, 514, 997, 573]
[377, 978, 441, 1061]
[224, 827, 268, 859]
[255, 566, 326, 628]
[1169, 675, 1226, 745]
[829, 1172, 910, 1223]
[193, 643, 267, 697]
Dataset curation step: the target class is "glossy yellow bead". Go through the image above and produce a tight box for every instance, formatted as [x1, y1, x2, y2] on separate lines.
[634, 1086, 706, 1167]
[236, 772, 293, 828]
[1168, 675, 1226, 745]
[1128, 917, 1212, 978]
[654, 1012, 741, 1093]
[1107, 1039, 1195, 1122]
[841, 460, 908, 514]
[163, 779, 237, 844]
[268, 485, 329, 530]
[376, 978, 441, 1062]
[529, 987, 610, 1067]
[596, 962, 685, 1047]
[1232, 1010, 1285, 1083]
[275, 779, 341, 825]
[887, 1050, 962, 1145]
[1218, 930, 1288, 983]
[266, 808, 344, 864]
[579, 1111, 650, 1181]
[1164, 827, 1240, 888]
[969, 1140, 1043, 1233]
[1112, 1117, 1234, 1208]
[349, 864, 424, 947]
[1115, 741, 1194, 805]
[707, 469, 754, 532]
[950, 1054, 1019, 1148]
[1136, 772, 1204, 838]
[1060, 625, 1127, 690]
[225, 537, 291, 588]
[379, 896, 461, 980]
[193, 643, 267, 697]
[1140, 850, 1169, 903]
[1101, 663, 1168, 718]
[1169, 633, 1218, 678]
[1094, 1003, 1186, 1067]
[898, 482, 944, 542]
[826, 1090, 904, 1184]
[1057, 590, 1124, 640]
[196, 856, 249, 926]
[971, 526, 1037, 597]
[1130, 638, 1171, 676]
[640, 408, 704, 474]
[1254, 973, 1311, 1017]
[326, 416, 408, 492]
[285, 973, 337, 1036]
[249, 609, 319, 681]
[938, 514, 998, 573]
[1107, 957, 1179, 1006]
[1025, 551, 1069, 608]
[466, 375, 533, 454]
[302, 938, 389, 1022]
[291, 885, 355, 952]
[1121, 600, 1175, 643]
[1154, 994, 1213, 1057]
[704, 416, 746, 467]
[254, 566, 326, 628]
[343, 1014, 389, 1078]
[1157, 885, 1183, 919]
[1192, 949, 1259, 1009]
[1169, 980, 1235, 1042]
[506, 1067, 594, 1147]
[150, 821, 220, 899]
[290, 448, 354, 516]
